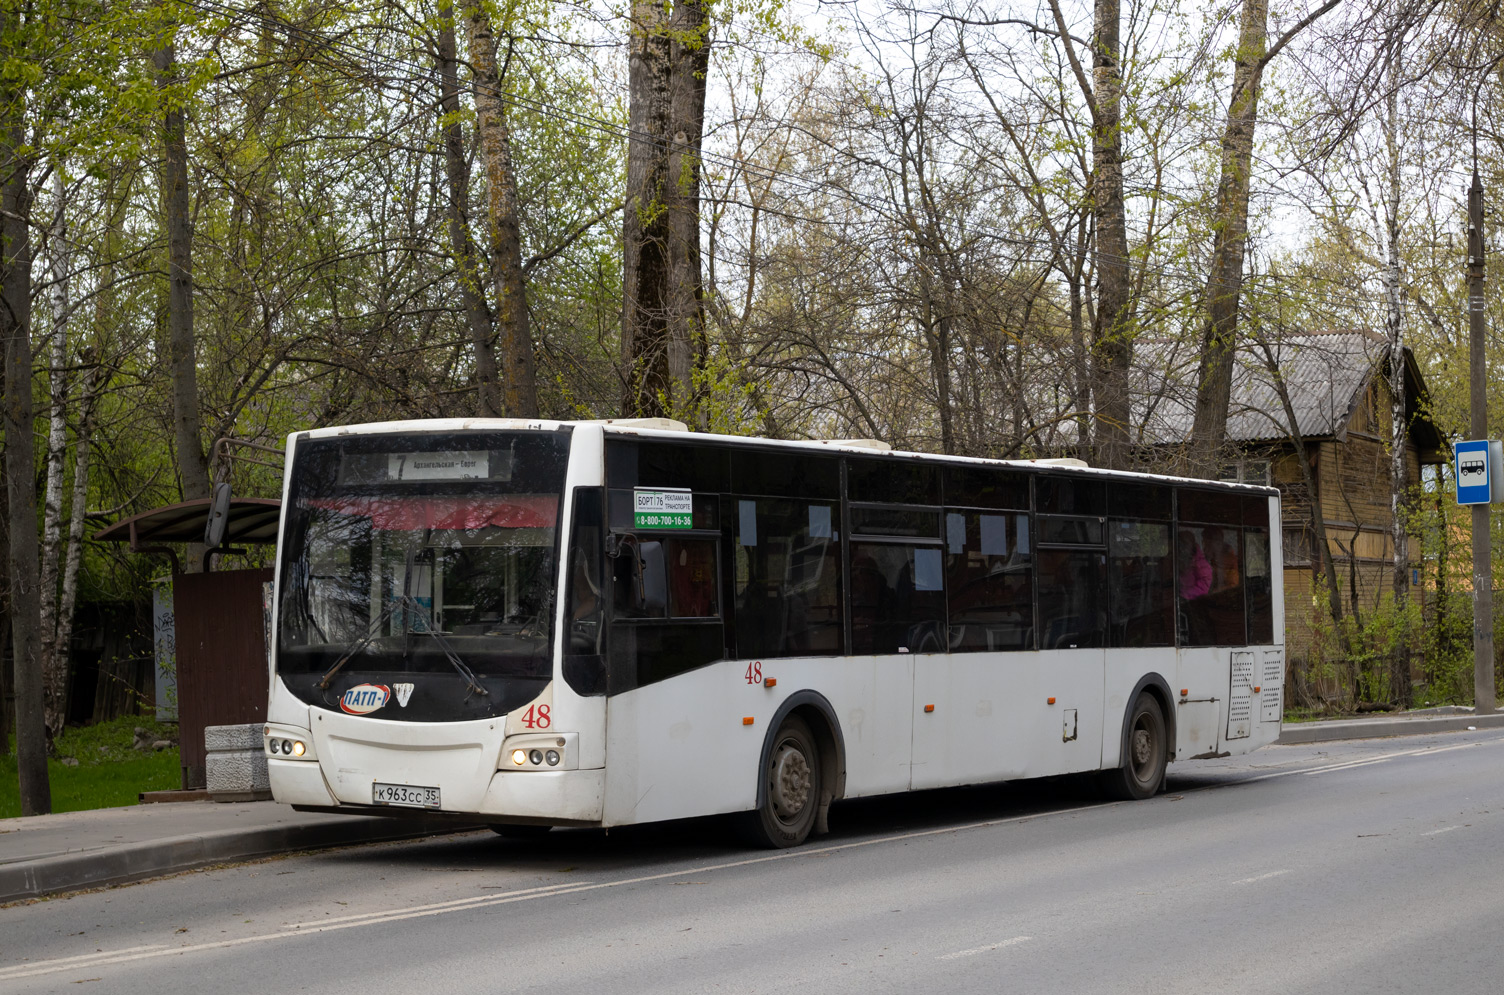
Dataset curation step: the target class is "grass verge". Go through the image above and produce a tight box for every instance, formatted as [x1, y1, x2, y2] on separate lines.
[1, 716, 181, 819]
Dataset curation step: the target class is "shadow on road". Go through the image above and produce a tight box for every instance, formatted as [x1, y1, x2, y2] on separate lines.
[322, 774, 1119, 875]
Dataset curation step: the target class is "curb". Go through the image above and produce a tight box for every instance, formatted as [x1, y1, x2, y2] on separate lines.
[1277, 711, 1504, 745]
[0, 817, 480, 905]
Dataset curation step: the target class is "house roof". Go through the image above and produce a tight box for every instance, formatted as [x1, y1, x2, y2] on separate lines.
[1135, 330, 1444, 456]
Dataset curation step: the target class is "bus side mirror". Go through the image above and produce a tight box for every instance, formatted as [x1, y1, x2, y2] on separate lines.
[204, 481, 232, 549]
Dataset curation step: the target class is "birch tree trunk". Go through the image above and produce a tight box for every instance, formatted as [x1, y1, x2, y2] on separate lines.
[1091, 0, 1133, 470]
[55, 356, 98, 696]
[1383, 30, 1411, 707]
[1188, 0, 1267, 475]
[39, 168, 71, 739]
[1, 47, 50, 811]
[438, 4, 501, 417]
[458, 0, 538, 418]
[155, 43, 211, 508]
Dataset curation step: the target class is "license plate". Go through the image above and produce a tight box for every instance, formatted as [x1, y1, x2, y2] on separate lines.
[372, 782, 441, 809]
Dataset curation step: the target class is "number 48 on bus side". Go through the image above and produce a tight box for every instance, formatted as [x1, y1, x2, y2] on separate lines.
[521, 704, 551, 728]
[744, 662, 762, 685]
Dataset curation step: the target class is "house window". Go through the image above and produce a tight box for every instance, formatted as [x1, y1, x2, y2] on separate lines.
[1218, 460, 1271, 486]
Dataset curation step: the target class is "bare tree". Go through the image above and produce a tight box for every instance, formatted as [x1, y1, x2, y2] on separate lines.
[1, 24, 49, 811]
[1188, 0, 1343, 474]
[459, 0, 539, 417]
[155, 42, 211, 507]
[436, 4, 501, 417]
[621, 0, 710, 420]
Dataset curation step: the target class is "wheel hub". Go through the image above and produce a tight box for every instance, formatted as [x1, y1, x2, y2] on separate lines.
[770, 745, 811, 820]
[1131, 727, 1152, 767]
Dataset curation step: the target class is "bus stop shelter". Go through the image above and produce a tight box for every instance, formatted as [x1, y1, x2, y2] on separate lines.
[95, 498, 281, 789]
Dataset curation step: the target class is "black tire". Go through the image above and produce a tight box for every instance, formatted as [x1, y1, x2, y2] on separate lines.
[739, 716, 821, 848]
[1099, 693, 1168, 800]
[488, 823, 553, 839]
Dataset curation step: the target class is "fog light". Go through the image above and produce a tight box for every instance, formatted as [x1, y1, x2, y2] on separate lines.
[511, 749, 527, 766]
[291, 741, 306, 757]
[545, 750, 560, 766]
[268, 739, 280, 754]
[281, 739, 293, 754]
[529, 749, 543, 766]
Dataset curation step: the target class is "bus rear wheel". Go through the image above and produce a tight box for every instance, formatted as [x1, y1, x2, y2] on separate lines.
[1100, 693, 1167, 800]
[741, 716, 821, 848]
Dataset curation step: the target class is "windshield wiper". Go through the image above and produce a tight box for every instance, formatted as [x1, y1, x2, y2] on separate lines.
[315, 594, 404, 690]
[314, 595, 489, 699]
[397, 597, 490, 698]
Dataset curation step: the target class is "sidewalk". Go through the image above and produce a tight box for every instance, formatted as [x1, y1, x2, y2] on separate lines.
[6, 709, 1504, 905]
[1275, 706, 1504, 744]
[0, 800, 478, 904]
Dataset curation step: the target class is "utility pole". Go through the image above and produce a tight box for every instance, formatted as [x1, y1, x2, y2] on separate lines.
[1468, 167, 1495, 713]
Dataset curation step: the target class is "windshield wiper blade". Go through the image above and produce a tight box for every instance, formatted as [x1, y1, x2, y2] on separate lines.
[316, 594, 404, 690]
[316, 595, 489, 699]
[398, 597, 489, 698]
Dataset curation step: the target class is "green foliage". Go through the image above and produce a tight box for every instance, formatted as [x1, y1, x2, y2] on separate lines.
[0, 718, 180, 818]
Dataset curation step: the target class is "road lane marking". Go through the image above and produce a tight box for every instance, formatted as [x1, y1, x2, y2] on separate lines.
[938, 936, 1032, 960]
[1421, 826, 1460, 836]
[1231, 869, 1291, 885]
[284, 880, 595, 929]
[1234, 740, 1493, 785]
[0, 945, 167, 976]
[0, 805, 1100, 982]
[9, 734, 1502, 982]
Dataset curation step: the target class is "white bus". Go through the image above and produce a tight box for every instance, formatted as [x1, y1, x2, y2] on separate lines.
[265, 419, 1284, 847]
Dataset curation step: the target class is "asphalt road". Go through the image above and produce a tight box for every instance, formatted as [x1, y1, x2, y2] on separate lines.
[4, 730, 1504, 995]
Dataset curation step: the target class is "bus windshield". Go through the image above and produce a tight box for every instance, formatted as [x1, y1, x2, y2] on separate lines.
[277, 431, 570, 707]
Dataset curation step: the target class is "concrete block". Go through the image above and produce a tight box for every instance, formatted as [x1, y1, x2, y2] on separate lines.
[205, 723, 270, 801]
[205, 723, 263, 751]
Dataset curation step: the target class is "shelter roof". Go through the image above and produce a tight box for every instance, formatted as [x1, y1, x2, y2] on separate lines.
[94, 498, 281, 545]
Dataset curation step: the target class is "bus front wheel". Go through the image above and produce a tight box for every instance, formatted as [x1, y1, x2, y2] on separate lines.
[741, 716, 822, 848]
[1100, 693, 1167, 800]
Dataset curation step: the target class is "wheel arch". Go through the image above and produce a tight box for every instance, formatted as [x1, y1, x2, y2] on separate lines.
[756, 691, 847, 817]
[1119, 673, 1176, 767]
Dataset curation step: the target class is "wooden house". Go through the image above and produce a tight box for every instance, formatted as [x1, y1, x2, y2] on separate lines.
[1136, 330, 1447, 668]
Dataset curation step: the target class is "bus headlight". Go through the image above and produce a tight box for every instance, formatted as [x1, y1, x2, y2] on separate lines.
[500, 733, 576, 771]
[265, 725, 316, 760]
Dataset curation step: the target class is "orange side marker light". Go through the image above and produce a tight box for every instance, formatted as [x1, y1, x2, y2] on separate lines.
[764, 677, 777, 688]
[1254, 686, 1262, 693]
[1047, 697, 1056, 705]
[742, 716, 755, 725]
[1180, 689, 1189, 697]
[924, 704, 935, 713]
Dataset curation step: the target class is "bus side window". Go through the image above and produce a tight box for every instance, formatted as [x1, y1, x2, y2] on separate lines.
[945, 511, 1033, 652]
[850, 542, 946, 655]
[1244, 528, 1273, 643]
[733, 498, 843, 658]
[666, 539, 719, 618]
[611, 540, 667, 618]
[563, 487, 606, 696]
[1176, 522, 1245, 646]
[606, 532, 725, 693]
[1107, 521, 1175, 647]
[1036, 550, 1106, 649]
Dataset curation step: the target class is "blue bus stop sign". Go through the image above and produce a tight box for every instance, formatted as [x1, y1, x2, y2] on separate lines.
[1456, 439, 1492, 505]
